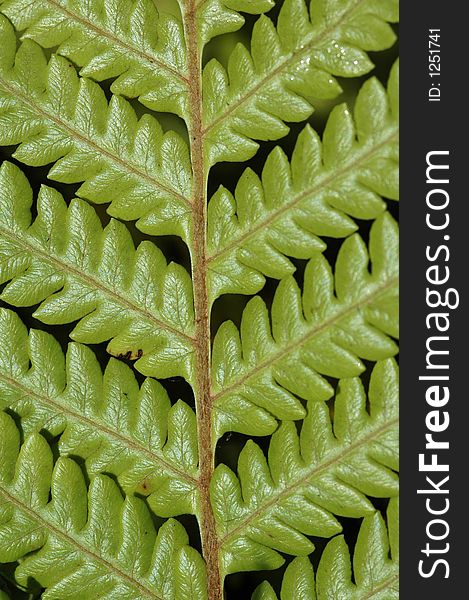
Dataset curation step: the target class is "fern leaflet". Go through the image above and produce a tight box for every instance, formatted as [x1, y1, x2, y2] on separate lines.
[0, 162, 196, 380]
[0, 308, 199, 515]
[212, 213, 398, 439]
[208, 62, 398, 298]
[252, 498, 399, 599]
[0, 411, 206, 599]
[212, 359, 398, 575]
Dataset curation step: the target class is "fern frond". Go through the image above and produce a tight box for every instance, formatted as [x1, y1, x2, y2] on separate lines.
[0, 162, 196, 381]
[203, 0, 398, 164]
[0, 308, 199, 516]
[208, 63, 398, 298]
[212, 213, 398, 438]
[0, 411, 207, 599]
[211, 359, 398, 575]
[0, 0, 190, 117]
[0, 18, 192, 238]
[0, 2, 399, 596]
[252, 498, 398, 598]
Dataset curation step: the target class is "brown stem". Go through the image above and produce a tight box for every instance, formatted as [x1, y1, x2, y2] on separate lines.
[183, 3, 222, 599]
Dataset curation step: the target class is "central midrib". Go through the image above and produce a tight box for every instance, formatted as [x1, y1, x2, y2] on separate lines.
[183, 1, 223, 598]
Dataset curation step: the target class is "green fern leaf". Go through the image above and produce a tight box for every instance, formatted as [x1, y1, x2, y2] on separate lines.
[252, 556, 315, 600]
[0, 0, 190, 117]
[252, 498, 398, 598]
[208, 61, 398, 297]
[0, 411, 207, 599]
[195, 0, 275, 44]
[203, 0, 398, 164]
[212, 213, 398, 438]
[316, 498, 399, 598]
[0, 18, 192, 239]
[0, 162, 196, 380]
[212, 358, 398, 575]
[0, 307, 199, 516]
[0, 1, 399, 596]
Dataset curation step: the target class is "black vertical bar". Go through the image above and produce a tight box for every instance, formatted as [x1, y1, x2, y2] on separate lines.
[401, 3, 466, 597]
